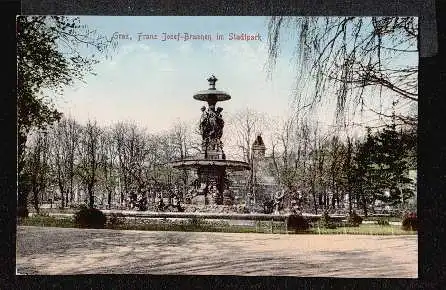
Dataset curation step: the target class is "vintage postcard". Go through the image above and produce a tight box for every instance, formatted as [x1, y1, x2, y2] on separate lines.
[16, 16, 417, 277]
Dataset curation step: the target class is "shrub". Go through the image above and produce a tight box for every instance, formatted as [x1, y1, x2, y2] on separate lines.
[287, 214, 310, 232]
[318, 211, 337, 229]
[136, 198, 148, 211]
[402, 212, 417, 231]
[188, 216, 205, 227]
[108, 212, 125, 227]
[177, 204, 185, 212]
[164, 203, 185, 212]
[263, 200, 274, 214]
[377, 219, 390, 226]
[346, 210, 363, 227]
[17, 206, 29, 218]
[74, 205, 107, 229]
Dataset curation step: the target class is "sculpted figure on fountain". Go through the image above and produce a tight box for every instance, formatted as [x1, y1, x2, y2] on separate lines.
[199, 104, 225, 152]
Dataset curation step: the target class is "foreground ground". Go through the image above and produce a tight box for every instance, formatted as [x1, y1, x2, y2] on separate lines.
[16, 226, 417, 277]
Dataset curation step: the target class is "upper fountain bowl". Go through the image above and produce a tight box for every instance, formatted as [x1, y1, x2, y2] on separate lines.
[193, 89, 231, 102]
[193, 74, 231, 103]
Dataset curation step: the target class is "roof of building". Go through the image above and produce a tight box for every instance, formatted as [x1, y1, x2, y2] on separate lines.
[253, 134, 265, 147]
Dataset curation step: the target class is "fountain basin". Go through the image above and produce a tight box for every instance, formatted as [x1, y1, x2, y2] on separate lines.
[193, 89, 231, 103]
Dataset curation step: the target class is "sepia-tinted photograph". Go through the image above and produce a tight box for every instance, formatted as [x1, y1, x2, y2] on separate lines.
[16, 16, 417, 277]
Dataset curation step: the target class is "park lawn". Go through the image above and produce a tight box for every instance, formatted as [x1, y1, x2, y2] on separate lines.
[110, 222, 256, 234]
[362, 216, 403, 223]
[18, 215, 75, 228]
[17, 215, 416, 235]
[308, 223, 416, 235]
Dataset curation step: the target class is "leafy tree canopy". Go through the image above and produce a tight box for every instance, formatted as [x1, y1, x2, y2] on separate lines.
[17, 16, 116, 137]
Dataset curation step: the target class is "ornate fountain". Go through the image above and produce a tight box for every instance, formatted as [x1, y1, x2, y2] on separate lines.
[170, 75, 250, 205]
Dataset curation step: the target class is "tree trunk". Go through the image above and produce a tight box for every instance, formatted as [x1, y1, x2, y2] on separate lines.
[335, 186, 340, 208]
[17, 132, 29, 217]
[59, 177, 65, 209]
[361, 189, 368, 217]
[56, 152, 65, 209]
[362, 201, 368, 217]
[88, 184, 94, 208]
[182, 169, 188, 202]
[311, 183, 318, 214]
[61, 190, 65, 209]
[107, 190, 112, 209]
[69, 179, 74, 203]
[326, 192, 329, 210]
[32, 187, 40, 214]
[348, 191, 352, 214]
[17, 185, 29, 217]
[332, 190, 336, 209]
[346, 137, 353, 214]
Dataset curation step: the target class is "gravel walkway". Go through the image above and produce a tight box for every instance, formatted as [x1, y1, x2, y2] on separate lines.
[16, 226, 417, 277]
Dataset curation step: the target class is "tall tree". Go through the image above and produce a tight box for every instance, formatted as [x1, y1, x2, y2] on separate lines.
[228, 109, 268, 202]
[24, 130, 51, 214]
[373, 123, 416, 208]
[268, 114, 304, 206]
[341, 135, 356, 213]
[353, 129, 379, 217]
[169, 121, 197, 201]
[77, 120, 102, 208]
[64, 118, 81, 205]
[50, 118, 80, 208]
[98, 127, 118, 209]
[51, 122, 68, 209]
[113, 122, 150, 208]
[17, 16, 116, 215]
[327, 135, 346, 209]
[307, 125, 322, 214]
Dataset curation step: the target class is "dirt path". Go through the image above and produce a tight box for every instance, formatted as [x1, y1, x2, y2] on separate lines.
[16, 226, 417, 277]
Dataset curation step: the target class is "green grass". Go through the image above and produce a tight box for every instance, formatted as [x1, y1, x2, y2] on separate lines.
[28, 208, 79, 214]
[18, 215, 416, 235]
[18, 215, 75, 228]
[363, 216, 402, 223]
[308, 223, 416, 235]
[108, 223, 259, 233]
[108, 217, 271, 233]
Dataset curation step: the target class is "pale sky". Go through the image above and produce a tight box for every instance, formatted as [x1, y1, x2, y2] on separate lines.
[51, 16, 417, 155]
[54, 17, 297, 131]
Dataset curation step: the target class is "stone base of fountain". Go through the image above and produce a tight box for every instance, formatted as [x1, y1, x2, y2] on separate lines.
[222, 189, 234, 205]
